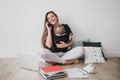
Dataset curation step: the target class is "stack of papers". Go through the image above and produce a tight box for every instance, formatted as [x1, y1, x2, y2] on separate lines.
[39, 64, 95, 79]
[39, 66, 67, 80]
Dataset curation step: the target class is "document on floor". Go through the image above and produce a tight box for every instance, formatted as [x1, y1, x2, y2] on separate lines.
[83, 63, 95, 74]
[65, 68, 89, 78]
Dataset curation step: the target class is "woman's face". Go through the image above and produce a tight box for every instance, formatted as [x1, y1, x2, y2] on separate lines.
[47, 13, 58, 25]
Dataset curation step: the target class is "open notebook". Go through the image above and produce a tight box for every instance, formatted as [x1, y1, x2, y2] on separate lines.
[65, 64, 95, 78]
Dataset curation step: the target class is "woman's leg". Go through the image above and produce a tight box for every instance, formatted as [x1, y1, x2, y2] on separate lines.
[39, 48, 65, 64]
[61, 46, 84, 60]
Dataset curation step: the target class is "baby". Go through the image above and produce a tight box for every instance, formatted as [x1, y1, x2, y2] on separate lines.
[54, 25, 68, 44]
[55, 25, 65, 36]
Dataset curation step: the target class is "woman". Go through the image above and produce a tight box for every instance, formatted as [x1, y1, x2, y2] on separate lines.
[40, 11, 84, 65]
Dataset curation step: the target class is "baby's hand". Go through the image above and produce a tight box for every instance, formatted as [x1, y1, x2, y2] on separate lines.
[59, 41, 64, 44]
[56, 41, 68, 48]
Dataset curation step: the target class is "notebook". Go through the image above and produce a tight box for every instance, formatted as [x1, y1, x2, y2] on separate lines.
[65, 68, 88, 78]
[39, 65, 67, 80]
[40, 66, 64, 75]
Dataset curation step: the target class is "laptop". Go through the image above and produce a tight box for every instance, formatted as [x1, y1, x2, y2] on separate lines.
[18, 52, 40, 71]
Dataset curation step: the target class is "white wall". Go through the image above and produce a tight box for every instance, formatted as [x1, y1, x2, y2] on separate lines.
[0, 0, 120, 57]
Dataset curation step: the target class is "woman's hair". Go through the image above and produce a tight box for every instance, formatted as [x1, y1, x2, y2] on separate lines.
[41, 11, 58, 48]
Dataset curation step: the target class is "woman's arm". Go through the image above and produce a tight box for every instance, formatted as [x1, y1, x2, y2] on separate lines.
[67, 35, 74, 47]
[56, 33, 74, 48]
[45, 24, 53, 48]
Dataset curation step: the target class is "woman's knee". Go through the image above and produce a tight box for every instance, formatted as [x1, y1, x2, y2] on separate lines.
[74, 46, 84, 56]
[38, 48, 49, 57]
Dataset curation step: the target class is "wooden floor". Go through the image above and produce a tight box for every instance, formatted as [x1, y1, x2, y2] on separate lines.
[0, 57, 120, 80]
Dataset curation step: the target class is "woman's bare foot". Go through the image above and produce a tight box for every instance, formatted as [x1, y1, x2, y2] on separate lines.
[65, 60, 74, 64]
[65, 59, 79, 64]
[73, 59, 79, 64]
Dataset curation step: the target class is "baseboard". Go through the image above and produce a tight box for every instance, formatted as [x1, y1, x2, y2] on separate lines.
[105, 52, 120, 57]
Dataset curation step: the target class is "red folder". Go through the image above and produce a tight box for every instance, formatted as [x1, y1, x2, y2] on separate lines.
[40, 66, 64, 73]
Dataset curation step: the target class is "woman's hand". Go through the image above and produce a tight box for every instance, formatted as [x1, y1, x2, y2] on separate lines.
[56, 36, 74, 48]
[56, 41, 68, 48]
[45, 22, 52, 31]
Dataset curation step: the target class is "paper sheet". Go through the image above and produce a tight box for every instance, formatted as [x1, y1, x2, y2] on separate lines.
[65, 68, 88, 78]
[83, 64, 95, 73]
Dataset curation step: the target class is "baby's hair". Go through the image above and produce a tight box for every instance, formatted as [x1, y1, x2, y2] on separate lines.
[55, 25, 65, 35]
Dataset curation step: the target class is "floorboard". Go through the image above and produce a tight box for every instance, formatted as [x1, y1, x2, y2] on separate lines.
[0, 57, 120, 80]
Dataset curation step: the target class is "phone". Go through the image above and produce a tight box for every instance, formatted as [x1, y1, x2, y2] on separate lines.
[47, 22, 52, 27]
